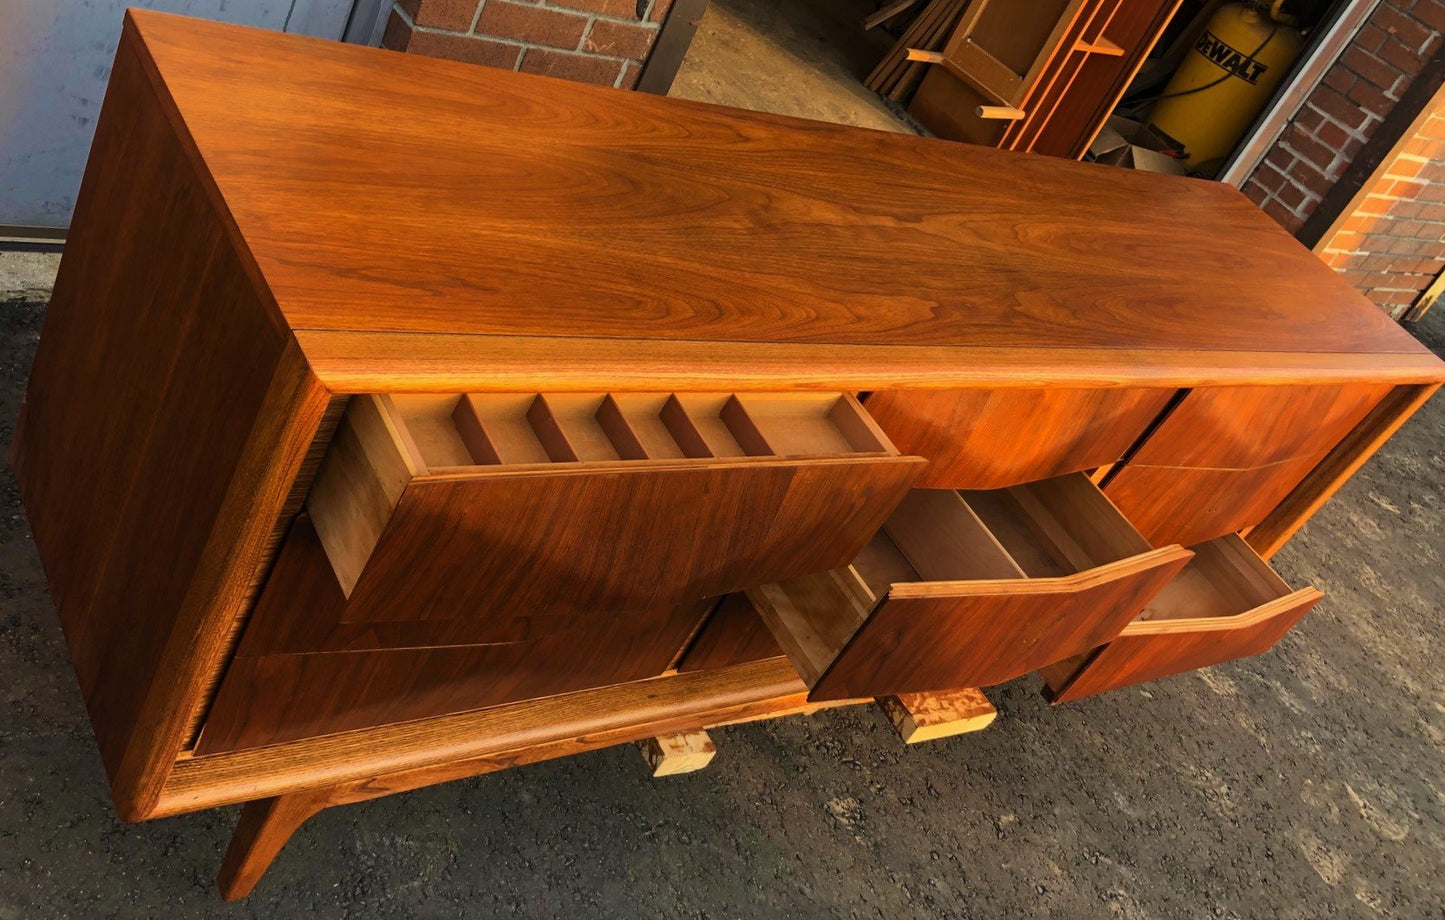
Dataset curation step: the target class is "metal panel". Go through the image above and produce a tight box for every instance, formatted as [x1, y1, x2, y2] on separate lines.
[0, 0, 358, 229]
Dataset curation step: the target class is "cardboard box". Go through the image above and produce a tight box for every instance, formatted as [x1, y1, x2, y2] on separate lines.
[1089, 116, 1186, 175]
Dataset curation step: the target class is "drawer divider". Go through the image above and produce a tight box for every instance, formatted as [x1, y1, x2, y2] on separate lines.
[720, 396, 775, 456]
[526, 396, 581, 462]
[595, 395, 652, 460]
[660, 395, 716, 459]
[884, 489, 1025, 581]
[309, 395, 420, 597]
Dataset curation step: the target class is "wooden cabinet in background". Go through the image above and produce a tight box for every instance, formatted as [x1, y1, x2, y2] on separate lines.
[909, 0, 1183, 158]
[13, 11, 1443, 900]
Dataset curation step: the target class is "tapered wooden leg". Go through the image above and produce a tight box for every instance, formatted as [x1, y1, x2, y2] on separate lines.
[217, 790, 332, 900]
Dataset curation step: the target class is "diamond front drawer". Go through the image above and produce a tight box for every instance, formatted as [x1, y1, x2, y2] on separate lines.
[748, 473, 1193, 701]
[312, 391, 925, 620]
[1102, 383, 1395, 546]
[1040, 534, 1324, 703]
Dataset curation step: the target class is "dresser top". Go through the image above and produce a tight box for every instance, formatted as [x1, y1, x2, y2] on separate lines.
[124, 11, 1444, 390]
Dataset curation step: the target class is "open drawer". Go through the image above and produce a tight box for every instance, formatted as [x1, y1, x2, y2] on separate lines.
[306, 391, 924, 625]
[748, 473, 1193, 701]
[1040, 535, 1324, 703]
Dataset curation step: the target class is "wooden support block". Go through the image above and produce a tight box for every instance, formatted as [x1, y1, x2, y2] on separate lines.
[878, 689, 996, 744]
[637, 730, 717, 777]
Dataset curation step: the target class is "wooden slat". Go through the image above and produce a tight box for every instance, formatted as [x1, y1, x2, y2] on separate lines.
[864, 0, 923, 30]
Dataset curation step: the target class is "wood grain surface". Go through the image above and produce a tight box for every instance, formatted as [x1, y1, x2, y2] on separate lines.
[1044, 589, 1322, 703]
[1248, 383, 1442, 557]
[1126, 383, 1395, 469]
[676, 594, 786, 672]
[877, 688, 997, 743]
[200, 596, 712, 752]
[864, 386, 1175, 488]
[196, 439, 917, 752]
[159, 659, 811, 816]
[1104, 453, 1331, 547]
[348, 456, 921, 620]
[11, 33, 330, 818]
[293, 332, 1445, 393]
[126, 10, 1438, 378]
[808, 547, 1192, 700]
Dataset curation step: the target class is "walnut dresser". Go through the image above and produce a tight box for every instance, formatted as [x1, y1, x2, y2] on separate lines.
[14, 10, 1444, 899]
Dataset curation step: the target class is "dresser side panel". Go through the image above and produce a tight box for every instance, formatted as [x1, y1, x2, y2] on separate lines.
[12, 33, 303, 798]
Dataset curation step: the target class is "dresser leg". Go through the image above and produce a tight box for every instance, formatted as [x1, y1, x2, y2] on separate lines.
[217, 790, 332, 900]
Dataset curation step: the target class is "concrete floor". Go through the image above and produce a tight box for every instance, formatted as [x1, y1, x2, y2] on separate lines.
[669, 0, 913, 134]
[3, 6, 1445, 912]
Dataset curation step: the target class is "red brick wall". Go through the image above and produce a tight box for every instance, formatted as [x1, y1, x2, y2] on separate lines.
[382, 0, 675, 89]
[1316, 106, 1445, 316]
[1239, 0, 1445, 319]
[1242, 0, 1443, 230]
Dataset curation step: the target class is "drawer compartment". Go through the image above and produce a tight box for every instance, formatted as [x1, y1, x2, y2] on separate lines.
[312, 392, 924, 623]
[1041, 535, 1323, 703]
[749, 473, 1193, 701]
[863, 387, 1176, 489]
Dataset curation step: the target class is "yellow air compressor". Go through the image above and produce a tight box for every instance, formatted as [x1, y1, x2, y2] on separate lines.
[1147, 1, 1305, 172]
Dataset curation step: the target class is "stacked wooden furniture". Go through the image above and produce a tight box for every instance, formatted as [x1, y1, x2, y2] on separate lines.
[901, 0, 1183, 157]
[15, 11, 1443, 899]
[864, 0, 970, 102]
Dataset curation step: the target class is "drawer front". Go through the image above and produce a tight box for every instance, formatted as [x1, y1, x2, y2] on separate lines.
[1044, 596, 1318, 703]
[200, 594, 712, 753]
[1104, 453, 1327, 547]
[200, 519, 719, 752]
[750, 473, 1193, 702]
[804, 549, 1192, 700]
[351, 456, 920, 621]
[1129, 383, 1393, 470]
[863, 387, 1176, 489]
[314, 392, 923, 623]
[1043, 536, 1323, 703]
